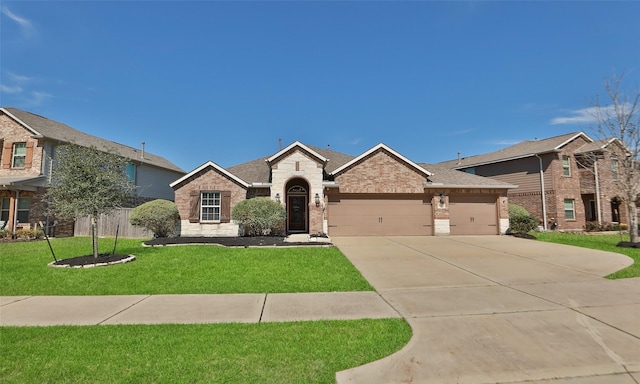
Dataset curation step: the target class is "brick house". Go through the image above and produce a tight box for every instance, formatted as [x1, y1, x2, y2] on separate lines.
[439, 132, 634, 231]
[0, 107, 185, 235]
[170, 141, 515, 237]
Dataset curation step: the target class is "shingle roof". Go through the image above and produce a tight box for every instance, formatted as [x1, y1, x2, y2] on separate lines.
[439, 132, 592, 169]
[224, 142, 514, 189]
[2, 107, 185, 174]
[226, 144, 356, 184]
[419, 163, 516, 188]
[575, 137, 621, 154]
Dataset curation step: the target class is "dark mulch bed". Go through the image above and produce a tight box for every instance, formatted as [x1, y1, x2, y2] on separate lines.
[144, 236, 331, 247]
[52, 254, 134, 268]
[617, 241, 640, 248]
[508, 233, 537, 240]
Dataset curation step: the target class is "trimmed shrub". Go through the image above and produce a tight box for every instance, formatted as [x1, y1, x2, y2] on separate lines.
[508, 203, 530, 218]
[15, 228, 44, 240]
[508, 203, 538, 234]
[232, 198, 286, 236]
[130, 199, 179, 238]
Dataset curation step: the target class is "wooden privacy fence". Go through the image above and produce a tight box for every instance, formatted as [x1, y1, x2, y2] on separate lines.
[74, 208, 152, 238]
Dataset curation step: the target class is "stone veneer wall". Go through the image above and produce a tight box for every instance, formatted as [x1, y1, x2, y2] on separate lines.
[270, 150, 325, 234]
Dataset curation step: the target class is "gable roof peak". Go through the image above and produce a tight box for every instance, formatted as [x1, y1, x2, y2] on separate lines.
[170, 160, 249, 189]
[332, 142, 432, 177]
[266, 140, 328, 164]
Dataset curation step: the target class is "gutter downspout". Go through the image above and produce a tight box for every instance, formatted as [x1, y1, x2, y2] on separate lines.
[534, 154, 548, 231]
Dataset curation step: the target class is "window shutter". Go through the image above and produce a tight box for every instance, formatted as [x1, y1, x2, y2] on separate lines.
[221, 191, 231, 223]
[189, 190, 200, 223]
[24, 142, 35, 169]
[1, 142, 12, 169]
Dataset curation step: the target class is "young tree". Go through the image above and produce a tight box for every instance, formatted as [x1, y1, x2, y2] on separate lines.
[46, 143, 136, 258]
[589, 72, 639, 243]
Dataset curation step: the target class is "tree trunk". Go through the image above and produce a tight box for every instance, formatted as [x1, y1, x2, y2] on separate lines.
[629, 203, 638, 243]
[91, 215, 99, 259]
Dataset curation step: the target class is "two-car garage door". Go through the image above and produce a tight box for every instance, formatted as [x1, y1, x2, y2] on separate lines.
[328, 195, 433, 236]
[328, 194, 498, 236]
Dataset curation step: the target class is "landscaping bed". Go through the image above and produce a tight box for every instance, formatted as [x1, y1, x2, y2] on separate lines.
[144, 235, 331, 247]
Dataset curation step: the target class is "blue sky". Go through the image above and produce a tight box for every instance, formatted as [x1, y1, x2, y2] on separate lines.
[2, 1, 639, 172]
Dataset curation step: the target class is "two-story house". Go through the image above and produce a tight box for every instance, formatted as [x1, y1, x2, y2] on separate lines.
[0, 107, 185, 235]
[439, 132, 633, 231]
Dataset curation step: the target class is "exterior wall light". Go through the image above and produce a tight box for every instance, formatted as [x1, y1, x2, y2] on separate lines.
[439, 192, 446, 205]
[315, 193, 320, 207]
[275, 193, 280, 203]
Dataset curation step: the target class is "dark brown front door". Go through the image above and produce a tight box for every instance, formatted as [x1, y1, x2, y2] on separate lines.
[288, 195, 307, 232]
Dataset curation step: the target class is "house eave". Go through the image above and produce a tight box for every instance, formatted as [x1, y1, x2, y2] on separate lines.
[451, 150, 561, 170]
[423, 183, 518, 190]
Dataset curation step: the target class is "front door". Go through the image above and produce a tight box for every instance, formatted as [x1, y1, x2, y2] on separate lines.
[288, 195, 307, 232]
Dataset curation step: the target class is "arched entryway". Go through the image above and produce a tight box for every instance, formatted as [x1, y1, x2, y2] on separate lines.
[286, 178, 309, 234]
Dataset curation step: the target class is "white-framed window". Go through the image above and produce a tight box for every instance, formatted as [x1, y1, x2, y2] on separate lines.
[611, 156, 618, 180]
[564, 199, 576, 220]
[562, 155, 571, 177]
[201, 191, 221, 222]
[12, 142, 27, 168]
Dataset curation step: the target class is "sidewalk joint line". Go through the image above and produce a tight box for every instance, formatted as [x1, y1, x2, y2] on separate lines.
[97, 295, 152, 325]
[258, 293, 267, 323]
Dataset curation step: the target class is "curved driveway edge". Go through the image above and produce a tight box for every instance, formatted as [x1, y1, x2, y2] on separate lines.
[334, 236, 640, 384]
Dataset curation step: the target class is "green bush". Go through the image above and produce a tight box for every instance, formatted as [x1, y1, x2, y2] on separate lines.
[508, 203, 530, 218]
[0, 229, 11, 239]
[130, 199, 179, 238]
[508, 203, 538, 234]
[15, 228, 44, 240]
[232, 198, 286, 236]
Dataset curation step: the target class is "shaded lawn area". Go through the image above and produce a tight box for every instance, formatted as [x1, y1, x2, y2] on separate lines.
[0, 319, 412, 384]
[0, 237, 373, 295]
[534, 232, 640, 279]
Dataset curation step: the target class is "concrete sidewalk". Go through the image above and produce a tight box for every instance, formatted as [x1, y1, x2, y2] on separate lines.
[0, 291, 399, 326]
[333, 236, 640, 384]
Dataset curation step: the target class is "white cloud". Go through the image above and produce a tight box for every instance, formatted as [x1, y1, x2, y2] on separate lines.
[1, 84, 22, 94]
[8, 72, 33, 82]
[443, 128, 474, 137]
[29, 91, 53, 106]
[550, 107, 601, 125]
[487, 139, 521, 146]
[1, 6, 35, 37]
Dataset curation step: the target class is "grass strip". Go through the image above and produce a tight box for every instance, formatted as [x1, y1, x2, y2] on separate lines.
[534, 232, 639, 279]
[1, 319, 411, 384]
[0, 237, 373, 295]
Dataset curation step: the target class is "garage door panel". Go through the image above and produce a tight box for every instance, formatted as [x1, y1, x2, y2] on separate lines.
[329, 196, 432, 236]
[449, 196, 498, 235]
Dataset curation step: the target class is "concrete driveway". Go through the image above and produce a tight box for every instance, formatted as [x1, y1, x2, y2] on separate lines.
[333, 236, 640, 384]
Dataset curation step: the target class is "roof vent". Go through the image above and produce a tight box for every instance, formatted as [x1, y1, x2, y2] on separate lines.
[141, 142, 145, 159]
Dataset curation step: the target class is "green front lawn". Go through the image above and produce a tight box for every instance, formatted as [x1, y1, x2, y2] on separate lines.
[0, 237, 408, 383]
[0, 237, 373, 295]
[1, 320, 412, 384]
[534, 232, 640, 279]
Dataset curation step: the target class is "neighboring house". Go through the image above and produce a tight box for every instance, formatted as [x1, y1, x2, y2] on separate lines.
[0, 107, 185, 234]
[170, 141, 515, 237]
[439, 132, 633, 231]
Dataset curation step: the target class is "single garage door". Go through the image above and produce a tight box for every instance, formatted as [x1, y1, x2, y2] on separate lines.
[328, 195, 433, 236]
[449, 195, 498, 235]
